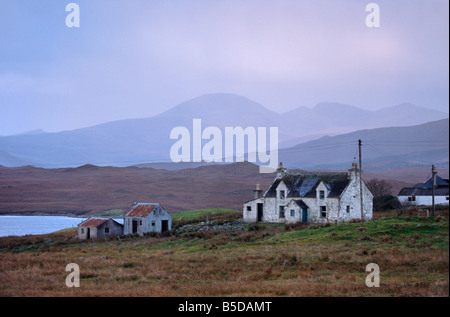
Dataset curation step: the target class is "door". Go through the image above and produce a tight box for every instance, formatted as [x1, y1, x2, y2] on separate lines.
[257, 203, 264, 222]
[161, 220, 168, 233]
[132, 220, 138, 234]
[87, 228, 90, 239]
[301, 208, 308, 223]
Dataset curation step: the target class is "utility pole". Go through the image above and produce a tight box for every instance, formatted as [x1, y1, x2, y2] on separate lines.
[432, 164, 437, 217]
[359, 139, 363, 220]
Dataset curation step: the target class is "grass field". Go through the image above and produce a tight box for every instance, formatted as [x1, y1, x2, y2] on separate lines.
[171, 208, 241, 221]
[0, 209, 448, 297]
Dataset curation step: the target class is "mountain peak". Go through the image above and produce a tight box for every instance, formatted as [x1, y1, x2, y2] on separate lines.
[172, 93, 265, 110]
[313, 102, 364, 113]
[157, 93, 277, 122]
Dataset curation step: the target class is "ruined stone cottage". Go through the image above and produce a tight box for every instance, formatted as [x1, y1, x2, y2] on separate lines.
[243, 163, 373, 224]
[77, 218, 124, 240]
[124, 203, 172, 235]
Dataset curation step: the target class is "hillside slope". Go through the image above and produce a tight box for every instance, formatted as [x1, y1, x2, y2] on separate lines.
[279, 119, 449, 170]
[0, 161, 448, 216]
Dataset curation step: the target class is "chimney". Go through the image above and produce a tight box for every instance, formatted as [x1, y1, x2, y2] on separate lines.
[348, 162, 358, 179]
[276, 162, 287, 179]
[253, 184, 263, 199]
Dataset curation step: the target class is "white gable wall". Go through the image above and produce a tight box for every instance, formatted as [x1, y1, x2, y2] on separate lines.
[285, 200, 302, 223]
[339, 175, 373, 222]
[252, 182, 290, 223]
[243, 197, 264, 222]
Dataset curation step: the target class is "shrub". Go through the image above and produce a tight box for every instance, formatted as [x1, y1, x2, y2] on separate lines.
[249, 224, 264, 231]
[284, 222, 307, 231]
[349, 218, 365, 223]
[373, 195, 402, 212]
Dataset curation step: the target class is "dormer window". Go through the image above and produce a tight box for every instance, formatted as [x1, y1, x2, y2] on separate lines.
[319, 190, 325, 199]
[280, 190, 286, 200]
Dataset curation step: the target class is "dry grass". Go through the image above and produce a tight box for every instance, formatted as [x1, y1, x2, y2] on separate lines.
[372, 205, 449, 219]
[0, 215, 448, 297]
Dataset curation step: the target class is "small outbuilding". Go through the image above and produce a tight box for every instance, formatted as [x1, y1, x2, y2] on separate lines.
[124, 203, 172, 236]
[77, 218, 124, 240]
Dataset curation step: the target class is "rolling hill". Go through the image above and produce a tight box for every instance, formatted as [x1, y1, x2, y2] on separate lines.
[0, 162, 275, 215]
[0, 161, 448, 216]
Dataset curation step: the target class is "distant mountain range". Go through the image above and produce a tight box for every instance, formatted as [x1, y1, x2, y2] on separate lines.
[0, 93, 448, 169]
[279, 118, 449, 170]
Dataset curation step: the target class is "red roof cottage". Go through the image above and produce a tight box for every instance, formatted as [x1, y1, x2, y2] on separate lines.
[77, 218, 123, 240]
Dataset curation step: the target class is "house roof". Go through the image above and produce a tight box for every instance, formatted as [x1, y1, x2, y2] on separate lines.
[124, 203, 161, 217]
[398, 174, 449, 196]
[288, 199, 308, 209]
[398, 187, 449, 197]
[265, 172, 350, 198]
[79, 218, 123, 227]
[80, 218, 108, 227]
[414, 175, 449, 189]
[243, 197, 264, 204]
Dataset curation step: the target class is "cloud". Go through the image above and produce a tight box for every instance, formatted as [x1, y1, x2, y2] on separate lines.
[0, 0, 448, 135]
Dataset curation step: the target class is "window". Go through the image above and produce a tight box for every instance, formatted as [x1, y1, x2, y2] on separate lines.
[408, 196, 416, 202]
[139, 220, 142, 225]
[279, 206, 285, 218]
[81, 228, 84, 234]
[319, 190, 325, 199]
[105, 227, 109, 233]
[152, 221, 155, 226]
[290, 209, 295, 217]
[346, 205, 350, 213]
[247, 206, 251, 212]
[320, 206, 327, 218]
[446, 197, 449, 201]
[280, 190, 285, 199]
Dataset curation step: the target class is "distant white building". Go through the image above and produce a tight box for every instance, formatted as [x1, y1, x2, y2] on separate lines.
[243, 163, 373, 224]
[398, 174, 449, 206]
[123, 203, 172, 235]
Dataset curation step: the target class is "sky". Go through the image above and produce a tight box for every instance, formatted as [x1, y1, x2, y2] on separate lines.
[0, 0, 448, 135]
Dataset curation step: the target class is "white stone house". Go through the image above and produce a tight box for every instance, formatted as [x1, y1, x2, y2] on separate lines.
[243, 163, 373, 224]
[398, 174, 449, 206]
[124, 203, 172, 236]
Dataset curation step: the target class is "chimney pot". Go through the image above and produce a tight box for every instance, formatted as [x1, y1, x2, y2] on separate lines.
[253, 184, 263, 199]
